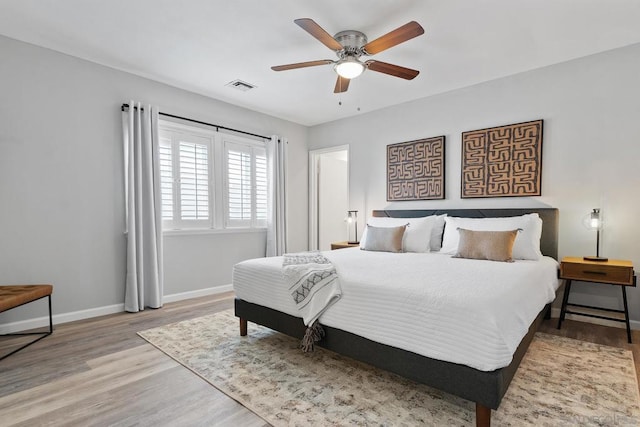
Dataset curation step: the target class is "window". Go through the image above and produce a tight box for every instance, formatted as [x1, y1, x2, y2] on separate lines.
[158, 121, 267, 231]
[225, 141, 267, 228]
[158, 129, 213, 229]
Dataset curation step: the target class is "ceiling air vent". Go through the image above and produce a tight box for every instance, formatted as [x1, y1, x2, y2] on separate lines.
[226, 79, 256, 92]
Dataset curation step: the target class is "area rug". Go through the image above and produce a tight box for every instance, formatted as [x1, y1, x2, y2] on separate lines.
[138, 310, 640, 426]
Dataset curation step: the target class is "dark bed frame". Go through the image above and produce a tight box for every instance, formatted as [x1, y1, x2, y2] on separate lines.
[235, 208, 559, 427]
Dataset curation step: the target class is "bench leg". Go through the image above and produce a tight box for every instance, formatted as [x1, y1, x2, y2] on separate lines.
[0, 294, 53, 361]
[48, 294, 53, 334]
[623, 286, 632, 344]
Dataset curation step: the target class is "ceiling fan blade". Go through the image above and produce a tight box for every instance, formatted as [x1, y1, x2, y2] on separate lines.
[294, 18, 344, 51]
[271, 60, 333, 71]
[334, 76, 350, 93]
[362, 21, 424, 55]
[365, 60, 420, 80]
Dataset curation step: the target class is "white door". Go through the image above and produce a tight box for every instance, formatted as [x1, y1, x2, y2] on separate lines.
[318, 154, 348, 250]
[309, 146, 349, 251]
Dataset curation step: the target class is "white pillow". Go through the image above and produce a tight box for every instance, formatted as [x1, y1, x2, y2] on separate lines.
[360, 215, 437, 253]
[430, 214, 447, 251]
[439, 214, 543, 260]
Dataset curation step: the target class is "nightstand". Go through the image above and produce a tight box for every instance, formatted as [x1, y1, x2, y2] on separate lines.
[330, 241, 359, 250]
[557, 256, 636, 343]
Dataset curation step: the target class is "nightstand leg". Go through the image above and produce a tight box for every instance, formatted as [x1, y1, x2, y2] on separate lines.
[557, 279, 572, 329]
[622, 286, 632, 344]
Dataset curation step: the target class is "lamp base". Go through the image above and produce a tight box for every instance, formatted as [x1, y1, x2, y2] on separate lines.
[583, 256, 609, 262]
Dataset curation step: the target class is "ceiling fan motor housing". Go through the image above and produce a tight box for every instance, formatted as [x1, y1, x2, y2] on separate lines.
[334, 30, 368, 58]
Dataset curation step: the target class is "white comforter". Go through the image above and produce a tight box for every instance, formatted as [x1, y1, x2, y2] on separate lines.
[233, 248, 560, 371]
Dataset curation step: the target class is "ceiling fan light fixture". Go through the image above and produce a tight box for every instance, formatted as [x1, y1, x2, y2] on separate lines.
[335, 56, 365, 79]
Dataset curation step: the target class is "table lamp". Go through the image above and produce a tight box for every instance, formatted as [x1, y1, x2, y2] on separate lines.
[346, 210, 359, 244]
[583, 208, 608, 262]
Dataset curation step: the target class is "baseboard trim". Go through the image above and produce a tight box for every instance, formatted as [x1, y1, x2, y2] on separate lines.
[0, 303, 125, 334]
[0, 285, 233, 334]
[550, 307, 640, 330]
[163, 285, 233, 303]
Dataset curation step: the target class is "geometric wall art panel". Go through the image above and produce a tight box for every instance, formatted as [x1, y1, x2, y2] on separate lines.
[461, 120, 543, 198]
[387, 136, 445, 201]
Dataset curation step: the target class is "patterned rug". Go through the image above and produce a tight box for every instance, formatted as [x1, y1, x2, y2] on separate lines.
[138, 310, 640, 426]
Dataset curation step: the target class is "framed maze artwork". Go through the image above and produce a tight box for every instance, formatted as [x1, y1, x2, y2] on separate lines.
[461, 119, 543, 198]
[387, 136, 445, 201]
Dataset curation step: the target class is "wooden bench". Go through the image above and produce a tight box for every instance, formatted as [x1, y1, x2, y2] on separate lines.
[0, 284, 53, 360]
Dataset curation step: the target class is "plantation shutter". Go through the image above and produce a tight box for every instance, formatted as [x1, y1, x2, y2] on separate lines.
[226, 142, 252, 227]
[178, 139, 209, 221]
[225, 140, 267, 228]
[157, 128, 212, 229]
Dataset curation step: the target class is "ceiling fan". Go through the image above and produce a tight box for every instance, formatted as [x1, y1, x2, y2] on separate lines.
[272, 18, 425, 93]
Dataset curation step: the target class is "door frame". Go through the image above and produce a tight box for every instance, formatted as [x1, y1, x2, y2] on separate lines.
[308, 145, 350, 250]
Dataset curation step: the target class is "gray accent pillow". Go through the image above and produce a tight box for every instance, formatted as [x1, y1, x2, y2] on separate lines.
[361, 224, 407, 253]
[453, 228, 519, 262]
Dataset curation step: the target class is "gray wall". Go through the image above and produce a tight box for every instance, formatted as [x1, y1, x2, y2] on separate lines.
[3, 31, 640, 327]
[0, 35, 308, 324]
[309, 43, 640, 322]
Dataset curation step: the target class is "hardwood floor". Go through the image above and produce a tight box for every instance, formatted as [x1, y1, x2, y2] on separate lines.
[0, 292, 266, 427]
[1, 293, 638, 426]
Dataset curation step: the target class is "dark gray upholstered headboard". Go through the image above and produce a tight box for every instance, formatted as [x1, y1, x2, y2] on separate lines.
[372, 208, 559, 259]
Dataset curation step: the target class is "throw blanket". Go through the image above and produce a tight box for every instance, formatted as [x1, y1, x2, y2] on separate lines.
[283, 252, 342, 351]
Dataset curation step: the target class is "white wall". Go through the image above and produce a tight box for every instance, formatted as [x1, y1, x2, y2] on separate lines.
[309, 43, 640, 321]
[0, 35, 308, 325]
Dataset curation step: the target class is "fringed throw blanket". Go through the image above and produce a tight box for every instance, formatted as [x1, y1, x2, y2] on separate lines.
[283, 252, 342, 352]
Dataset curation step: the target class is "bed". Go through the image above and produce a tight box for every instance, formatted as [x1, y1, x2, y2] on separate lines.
[234, 208, 559, 427]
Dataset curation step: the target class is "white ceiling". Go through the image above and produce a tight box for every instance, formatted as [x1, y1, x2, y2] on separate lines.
[2, 0, 640, 126]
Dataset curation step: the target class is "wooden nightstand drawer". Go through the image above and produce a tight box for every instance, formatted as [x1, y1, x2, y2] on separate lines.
[560, 258, 634, 286]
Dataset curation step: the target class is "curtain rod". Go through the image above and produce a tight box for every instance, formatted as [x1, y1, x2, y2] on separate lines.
[121, 103, 270, 140]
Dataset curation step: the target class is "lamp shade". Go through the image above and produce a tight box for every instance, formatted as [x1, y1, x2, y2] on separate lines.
[589, 208, 601, 229]
[335, 57, 365, 79]
[582, 208, 603, 230]
[346, 210, 359, 244]
[583, 208, 607, 262]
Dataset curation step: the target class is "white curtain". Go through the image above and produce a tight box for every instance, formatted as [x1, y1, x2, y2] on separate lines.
[122, 101, 163, 312]
[266, 136, 288, 257]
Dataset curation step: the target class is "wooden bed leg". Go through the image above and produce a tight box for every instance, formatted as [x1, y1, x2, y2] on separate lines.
[476, 403, 491, 427]
[239, 317, 247, 336]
